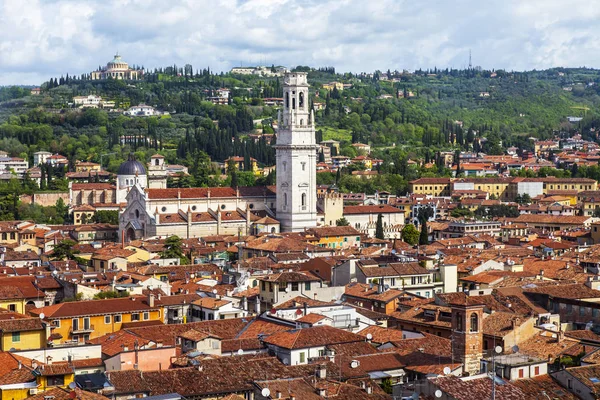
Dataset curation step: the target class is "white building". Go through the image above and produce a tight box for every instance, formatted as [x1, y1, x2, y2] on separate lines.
[275, 72, 318, 232]
[73, 95, 102, 108]
[0, 156, 28, 175]
[33, 151, 52, 166]
[124, 104, 161, 117]
[116, 154, 148, 204]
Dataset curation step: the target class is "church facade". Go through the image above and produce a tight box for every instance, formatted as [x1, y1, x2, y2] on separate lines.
[118, 72, 319, 240]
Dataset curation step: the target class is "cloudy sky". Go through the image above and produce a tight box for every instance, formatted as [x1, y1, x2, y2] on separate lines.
[1, 0, 600, 85]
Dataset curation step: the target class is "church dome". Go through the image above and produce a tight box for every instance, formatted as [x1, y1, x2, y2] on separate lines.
[118, 154, 146, 175]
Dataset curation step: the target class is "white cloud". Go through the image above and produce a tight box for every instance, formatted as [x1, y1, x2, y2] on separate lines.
[1, 0, 600, 85]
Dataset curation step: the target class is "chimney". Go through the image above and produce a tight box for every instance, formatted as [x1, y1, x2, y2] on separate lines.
[289, 394, 295, 400]
[242, 296, 248, 311]
[148, 293, 155, 308]
[318, 389, 326, 397]
[377, 281, 383, 294]
[46, 356, 52, 365]
[366, 386, 373, 394]
[317, 364, 327, 379]
[303, 302, 308, 316]
[275, 391, 282, 399]
[558, 328, 565, 343]
[255, 296, 261, 314]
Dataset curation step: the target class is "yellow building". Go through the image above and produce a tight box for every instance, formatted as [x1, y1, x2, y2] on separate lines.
[74, 161, 101, 173]
[322, 82, 344, 91]
[0, 310, 46, 351]
[409, 178, 452, 197]
[542, 177, 597, 194]
[0, 353, 75, 399]
[305, 226, 362, 249]
[72, 205, 96, 225]
[225, 156, 259, 175]
[29, 295, 162, 344]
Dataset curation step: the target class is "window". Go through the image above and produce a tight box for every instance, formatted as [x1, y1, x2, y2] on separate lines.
[299, 352, 305, 363]
[390, 278, 396, 286]
[568, 379, 572, 389]
[72, 318, 79, 331]
[52, 320, 60, 328]
[566, 304, 573, 314]
[261, 281, 266, 291]
[291, 282, 299, 291]
[284, 193, 288, 207]
[470, 313, 478, 332]
[279, 283, 287, 292]
[301, 162, 306, 171]
[72, 335, 79, 343]
[301, 193, 307, 208]
[518, 368, 524, 378]
[8, 304, 16, 312]
[456, 314, 463, 331]
[12, 331, 20, 342]
[131, 313, 140, 321]
[580, 306, 586, 317]
[114, 315, 122, 323]
[299, 92, 304, 108]
[143, 312, 150, 321]
[534, 366, 540, 375]
[305, 282, 311, 290]
[47, 376, 65, 387]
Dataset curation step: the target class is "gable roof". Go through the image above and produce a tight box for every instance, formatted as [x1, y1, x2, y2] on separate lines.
[262, 326, 363, 350]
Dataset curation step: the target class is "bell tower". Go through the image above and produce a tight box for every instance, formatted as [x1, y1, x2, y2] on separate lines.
[450, 298, 484, 375]
[275, 72, 317, 232]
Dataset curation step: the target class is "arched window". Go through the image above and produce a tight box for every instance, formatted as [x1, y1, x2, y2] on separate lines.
[470, 313, 478, 333]
[299, 92, 304, 108]
[300, 119, 304, 126]
[285, 92, 289, 108]
[456, 313, 463, 331]
[155, 159, 159, 166]
[301, 193, 307, 207]
[292, 97, 296, 110]
[284, 193, 288, 207]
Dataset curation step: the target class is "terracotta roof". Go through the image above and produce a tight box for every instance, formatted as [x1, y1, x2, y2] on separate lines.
[29, 296, 160, 318]
[523, 283, 600, 299]
[431, 375, 525, 399]
[510, 375, 577, 399]
[258, 271, 320, 283]
[274, 296, 335, 309]
[192, 297, 231, 310]
[344, 282, 405, 303]
[146, 187, 237, 199]
[356, 326, 405, 344]
[262, 326, 363, 350]
[343, 205, 403, 215]
[305, 226, 361, 238]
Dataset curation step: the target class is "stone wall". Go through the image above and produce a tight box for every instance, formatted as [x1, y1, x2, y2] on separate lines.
[20, 192, 69, 207]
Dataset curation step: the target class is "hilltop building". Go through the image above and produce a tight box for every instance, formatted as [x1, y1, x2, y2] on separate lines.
[90, 53, 143, 80]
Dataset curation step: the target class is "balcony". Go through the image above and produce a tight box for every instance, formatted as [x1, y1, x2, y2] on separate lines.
[70, 324, 94, 334]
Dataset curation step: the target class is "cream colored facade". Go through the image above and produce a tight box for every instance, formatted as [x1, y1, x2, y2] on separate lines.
[91, 54, 142, 80]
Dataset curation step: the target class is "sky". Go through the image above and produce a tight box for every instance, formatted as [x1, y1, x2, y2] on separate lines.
[1, 0, 600, 85]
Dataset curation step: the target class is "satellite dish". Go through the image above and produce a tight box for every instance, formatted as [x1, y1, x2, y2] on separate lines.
[366, 333, 373, 340]
[350, 360, 359, 369]
[261, 388, 271, 397]
[237, 349, 243, 355]
[68, 382, 76, 390]
[212, 289, 218, 294]
[283, 358, 289, 364]
[443, 366, 451, 375]
[52, 270, 58, 276]
[39, 313, 45, 320]
[435, 389, 443, 398]
[285, 287, 290, 293]
[511, 345, 519, 353]
[495, 345, 503, 354]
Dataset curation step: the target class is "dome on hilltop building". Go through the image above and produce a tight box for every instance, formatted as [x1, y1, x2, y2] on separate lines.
[118, 154, 146, 176]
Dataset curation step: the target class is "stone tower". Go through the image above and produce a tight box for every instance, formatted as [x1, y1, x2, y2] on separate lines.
[450, 299, 484, 375]
[275, 72, 317, 232]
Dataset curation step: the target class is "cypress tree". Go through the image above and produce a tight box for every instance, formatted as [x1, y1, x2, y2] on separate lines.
[375, 213, 384, 240]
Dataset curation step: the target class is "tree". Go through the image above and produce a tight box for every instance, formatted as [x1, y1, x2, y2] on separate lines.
[401, 224, 419, 246]
[160, 235, 189, 264]
[227, 158, 238, 189]
[375, 213, 384, 239]
[450, 207, 474, 218]
[419, 220, 429, 245]
[51, 239, 85, 264]
[336, 217, 350, 226]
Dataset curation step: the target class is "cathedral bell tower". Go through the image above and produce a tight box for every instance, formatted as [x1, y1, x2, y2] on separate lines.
[275, 72, 318, 232]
